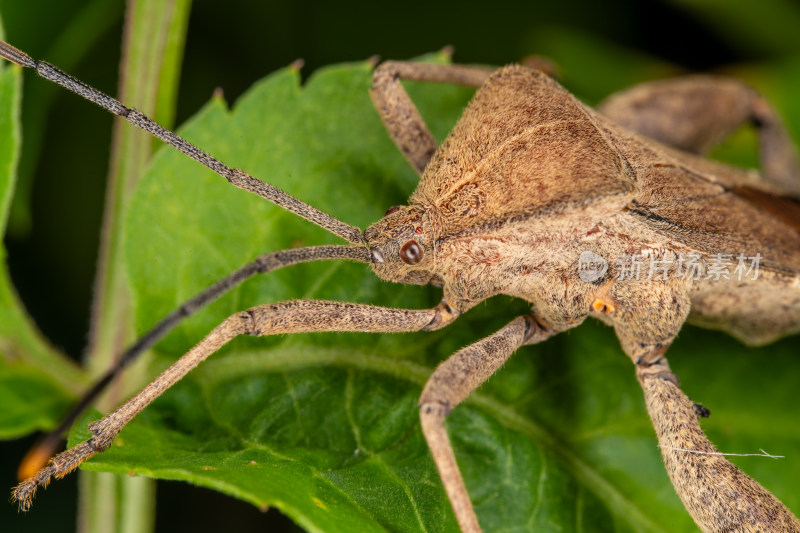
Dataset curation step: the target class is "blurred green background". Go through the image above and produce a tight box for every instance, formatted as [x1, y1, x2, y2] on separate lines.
[1, 0, 799, 531]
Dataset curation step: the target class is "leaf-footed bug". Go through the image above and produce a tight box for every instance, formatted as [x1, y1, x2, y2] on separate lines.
[3, 30, 800, 533]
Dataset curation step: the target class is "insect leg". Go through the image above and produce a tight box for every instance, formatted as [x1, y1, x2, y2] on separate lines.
[599, 76, 800, 195]
[371, 60, 493, 174]
[12, 298, 458, 510]
[18, 245, 371, 480]
[636, 348, 800, 532]
[419, 314, 560, 533]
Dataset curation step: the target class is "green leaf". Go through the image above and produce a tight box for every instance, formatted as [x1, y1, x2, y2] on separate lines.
[58, 56, 800, 532]
[0, 16, 85, 439]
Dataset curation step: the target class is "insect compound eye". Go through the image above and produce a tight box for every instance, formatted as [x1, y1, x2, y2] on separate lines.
[400, 240, 423, 265]
[385, 205, 402, 216]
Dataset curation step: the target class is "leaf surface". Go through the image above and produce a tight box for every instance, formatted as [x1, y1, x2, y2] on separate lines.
[0, 25, 84, 439]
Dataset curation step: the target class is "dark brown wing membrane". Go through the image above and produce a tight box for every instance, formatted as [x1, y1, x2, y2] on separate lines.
[731, 186, 800, 234]
[627, 163, 800, 273]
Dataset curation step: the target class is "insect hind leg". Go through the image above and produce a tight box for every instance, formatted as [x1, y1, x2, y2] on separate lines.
[599, 76, 800, 196]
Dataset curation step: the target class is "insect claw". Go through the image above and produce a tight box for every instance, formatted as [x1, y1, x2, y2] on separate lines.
[693, 403, 711, 418]
[12, 475, 43, 512]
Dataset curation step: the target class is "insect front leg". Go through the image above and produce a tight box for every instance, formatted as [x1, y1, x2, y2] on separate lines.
[12, 299, 458, 510]
[371, 60, 493, 174]
[419, 314, 562, 532]
[599, 76, 800, 195]
[17, 245, 371, 480]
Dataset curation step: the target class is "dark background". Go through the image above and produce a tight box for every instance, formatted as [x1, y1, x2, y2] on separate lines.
[1, 0, 798, 531]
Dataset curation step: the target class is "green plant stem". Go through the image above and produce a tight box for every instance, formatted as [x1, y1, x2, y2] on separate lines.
[79, 1, 192, 532]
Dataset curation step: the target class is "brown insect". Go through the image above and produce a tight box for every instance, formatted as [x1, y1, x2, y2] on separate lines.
[3, 37, 800, 532]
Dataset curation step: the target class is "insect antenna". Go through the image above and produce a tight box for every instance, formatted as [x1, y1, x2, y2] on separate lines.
[0, 40, 374, 478]
[18, 243, 372, 479]
[0, 40, 366, 245]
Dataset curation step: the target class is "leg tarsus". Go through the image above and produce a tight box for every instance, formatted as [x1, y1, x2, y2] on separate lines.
[12, 440, 99, 511]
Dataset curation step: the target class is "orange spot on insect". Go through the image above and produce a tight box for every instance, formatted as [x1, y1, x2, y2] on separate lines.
[415, 226, 423, 234]
[592, 298, 615, 314]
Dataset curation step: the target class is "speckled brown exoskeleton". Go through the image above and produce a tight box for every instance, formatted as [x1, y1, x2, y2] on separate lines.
[2, 38, 800, 532]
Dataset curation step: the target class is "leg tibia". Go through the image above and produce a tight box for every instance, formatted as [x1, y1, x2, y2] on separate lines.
[419, 315, 557, 532]
[637, 358, 800, 532]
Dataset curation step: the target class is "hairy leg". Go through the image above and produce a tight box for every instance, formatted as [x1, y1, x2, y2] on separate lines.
[599, 75, 800, 194]
[18, 245, 371, 479]
[419, 315, 559, 532]
[371, 60, 493, 174]
[13, 298, 458, 510]
[635, 348, 800, 532]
